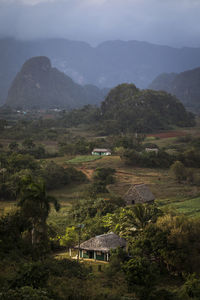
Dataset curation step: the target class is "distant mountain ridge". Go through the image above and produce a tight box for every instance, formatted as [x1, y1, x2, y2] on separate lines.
[1, 37, 200, 105]
[149, 67, 200, 111]
[5, 56, 107, 109]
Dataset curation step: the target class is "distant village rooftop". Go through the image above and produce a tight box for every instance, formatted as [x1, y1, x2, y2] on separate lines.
[145, 147, 159, 154]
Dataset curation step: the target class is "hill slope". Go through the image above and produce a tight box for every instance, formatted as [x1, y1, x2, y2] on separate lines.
[5, 56, 106, 110]
[149, 67, 200, 111]
[1, 38, 200, 104]
[99, 84, 195, 133]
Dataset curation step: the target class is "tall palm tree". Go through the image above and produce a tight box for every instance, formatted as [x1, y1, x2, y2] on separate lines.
[132, 204, 152, 229]
[17, 175, 60, 245]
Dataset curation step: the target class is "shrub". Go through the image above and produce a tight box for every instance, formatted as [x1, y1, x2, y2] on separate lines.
[0, 286, 52, 300]
[123, 256, 159, 297]
[93, 168, 116, 184]
[181, 273, 200, 299]
[170, 161, 187, 182]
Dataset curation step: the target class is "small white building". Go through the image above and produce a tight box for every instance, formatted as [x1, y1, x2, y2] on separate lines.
[145, 148, 159, 154]
[92, 148, 111, 156]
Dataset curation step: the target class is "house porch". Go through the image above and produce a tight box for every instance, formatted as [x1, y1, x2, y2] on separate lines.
[80, 249, 109, 261]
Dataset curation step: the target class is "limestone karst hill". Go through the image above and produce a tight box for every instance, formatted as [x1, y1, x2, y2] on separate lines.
[5, 56, 107, 110]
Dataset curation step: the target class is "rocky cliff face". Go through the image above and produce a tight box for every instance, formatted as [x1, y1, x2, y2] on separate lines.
[6, 56, 107, 109]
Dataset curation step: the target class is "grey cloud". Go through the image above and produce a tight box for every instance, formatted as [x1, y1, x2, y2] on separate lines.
[0, 0, 200, 47]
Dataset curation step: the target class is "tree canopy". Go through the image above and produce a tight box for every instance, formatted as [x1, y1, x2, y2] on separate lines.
[99, 84, 195, 134]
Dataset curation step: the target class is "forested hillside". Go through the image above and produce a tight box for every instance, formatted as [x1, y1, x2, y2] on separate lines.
[149, 67, 200, 111]
[98, 84, 195, 134]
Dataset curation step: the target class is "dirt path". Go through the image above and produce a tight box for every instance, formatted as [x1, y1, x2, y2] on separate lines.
[77, 165, 160, 181]
[77, 167, 94, 180]
[116, 170, 135, 176]
[76, 167, 135, 180]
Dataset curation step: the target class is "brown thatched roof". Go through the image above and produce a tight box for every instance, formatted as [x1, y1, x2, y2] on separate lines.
[123, 184, 155, 205]
[77, 232, 126, 252]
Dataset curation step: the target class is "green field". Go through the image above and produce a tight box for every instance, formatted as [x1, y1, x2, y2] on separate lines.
[66, 155, 102, 164]
[166, 197, 200, 218]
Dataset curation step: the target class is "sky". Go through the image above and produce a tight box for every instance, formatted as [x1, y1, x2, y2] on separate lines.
[0, 0, 200, 47]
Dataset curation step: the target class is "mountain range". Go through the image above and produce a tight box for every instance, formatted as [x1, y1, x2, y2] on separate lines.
[1, 37, 200, 105]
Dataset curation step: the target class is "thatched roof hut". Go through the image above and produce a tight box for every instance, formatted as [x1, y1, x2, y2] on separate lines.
[123, 184, 155, 205]
[74, 232, 126, 261]
[79, 232, 126, 252]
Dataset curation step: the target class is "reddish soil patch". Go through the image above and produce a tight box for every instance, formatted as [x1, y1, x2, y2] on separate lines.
[147, 131, 187, 139]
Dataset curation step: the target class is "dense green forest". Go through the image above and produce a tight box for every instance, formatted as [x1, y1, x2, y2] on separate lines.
[99, 84, 195, 134]
[59, 83, 195, 134]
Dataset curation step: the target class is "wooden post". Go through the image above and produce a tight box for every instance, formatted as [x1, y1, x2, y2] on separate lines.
[78, 228, 80, 261]
[106, 252, 109, 262]
[94, 251, 96, 261]
[77, 225, 81, 260]
[77, 223, 85, 261]
[69, 248, 72, 257]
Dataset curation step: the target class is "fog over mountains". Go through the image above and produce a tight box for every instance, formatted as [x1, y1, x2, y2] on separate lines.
[1, 37, 200, 106]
